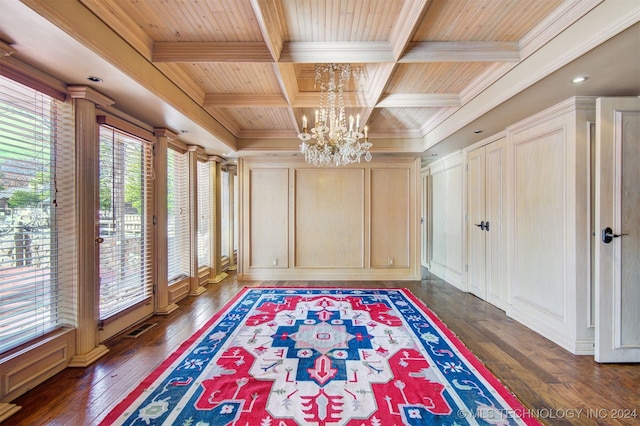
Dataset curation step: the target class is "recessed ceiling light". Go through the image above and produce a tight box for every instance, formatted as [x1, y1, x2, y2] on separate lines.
[571, 76, 588, 84]
[86, 76, 103, 83]
[473, 130, 483, 134]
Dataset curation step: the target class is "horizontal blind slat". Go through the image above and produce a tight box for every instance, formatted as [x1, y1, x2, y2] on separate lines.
[0, 74, 75, 355]
[167, 148, 190, 281]
[98, 125, 153, 321]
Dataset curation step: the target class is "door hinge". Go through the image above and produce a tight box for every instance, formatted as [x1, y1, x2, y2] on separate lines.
[465, 264, 468, 272]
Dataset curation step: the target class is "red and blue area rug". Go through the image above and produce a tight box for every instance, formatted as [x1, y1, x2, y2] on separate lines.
[101, 287, 540, 425]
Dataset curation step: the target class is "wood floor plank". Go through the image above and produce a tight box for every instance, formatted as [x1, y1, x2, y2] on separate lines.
[4, 272, 639, 425]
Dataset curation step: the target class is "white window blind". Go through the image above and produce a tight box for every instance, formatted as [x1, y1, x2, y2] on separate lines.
[221, 169, 229, 258]
[167, 147, 189, 282]
[233, 173, 238, 253]
[197, 159, 211, 268]
[0, 75, 75, 354]
[98, 125, 153, 320]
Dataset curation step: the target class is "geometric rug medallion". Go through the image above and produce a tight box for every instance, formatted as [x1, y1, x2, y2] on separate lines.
[100, 287, 541, 425]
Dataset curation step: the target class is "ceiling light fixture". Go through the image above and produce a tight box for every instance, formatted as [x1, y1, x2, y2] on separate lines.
[87, 76, 103, 83]
[0, 40, 16, 57]
[571, 76, 588, 84]
[298, 63, 372, 166]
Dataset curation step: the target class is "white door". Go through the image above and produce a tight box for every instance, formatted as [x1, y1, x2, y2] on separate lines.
[467, 147, 486, 299]
[466, 139, 505, 309]
[594, 97, 640, 363]
[484, 140, 505, 309]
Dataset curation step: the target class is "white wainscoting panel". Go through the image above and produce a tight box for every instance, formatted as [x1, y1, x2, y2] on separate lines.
[239, 157, 420, 280]
[426, 152, 464, 289]
[506, 97, 595, 354]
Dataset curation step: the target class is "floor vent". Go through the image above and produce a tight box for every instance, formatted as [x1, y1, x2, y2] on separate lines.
[123, 323, 157, 339]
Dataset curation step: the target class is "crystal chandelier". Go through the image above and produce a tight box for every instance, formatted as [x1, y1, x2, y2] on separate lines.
[298, 63, 373, 166]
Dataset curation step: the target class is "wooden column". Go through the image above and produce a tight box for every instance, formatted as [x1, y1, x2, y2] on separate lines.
[227, 164, 237, 271]
[67, 86, 111, 367]
[154, 128, 179, 314]
[187, 146, 206, 296]
[209, 156, 227, 283]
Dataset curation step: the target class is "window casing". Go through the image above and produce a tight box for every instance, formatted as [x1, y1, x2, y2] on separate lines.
[0, 75, 75, 354]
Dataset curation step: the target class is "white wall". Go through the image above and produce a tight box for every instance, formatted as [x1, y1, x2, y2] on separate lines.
[426, 97, 595, 354]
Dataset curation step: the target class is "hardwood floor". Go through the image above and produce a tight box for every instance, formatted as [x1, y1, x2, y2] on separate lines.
[5, 272, 639, 425]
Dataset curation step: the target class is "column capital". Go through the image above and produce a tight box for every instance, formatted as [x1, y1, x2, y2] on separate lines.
[154, 127, 179, 140]
[67, 85, 114, 106]
[187, 144, 206, 155]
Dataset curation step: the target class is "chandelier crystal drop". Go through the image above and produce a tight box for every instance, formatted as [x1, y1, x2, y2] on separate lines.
[298, 63, 373, 166]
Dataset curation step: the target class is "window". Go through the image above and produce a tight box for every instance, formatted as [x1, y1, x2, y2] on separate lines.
[98, 125, 153, 320]
[167, 148, 189, 282]
[221, 169, 229, 258]
[197, 159, 211, 268]
[234, 173, 238, 254]
[0, 75, 75, 354]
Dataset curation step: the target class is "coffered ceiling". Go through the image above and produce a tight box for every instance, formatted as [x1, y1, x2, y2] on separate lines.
[1, 0, 639, 161]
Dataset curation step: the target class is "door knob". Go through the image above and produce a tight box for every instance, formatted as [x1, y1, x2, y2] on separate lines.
[602, 227, 627, 244]
[474, 221, 486, 231]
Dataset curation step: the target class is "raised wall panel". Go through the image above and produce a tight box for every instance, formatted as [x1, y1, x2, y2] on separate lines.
[427, 153, 464, 288]
[445, 162, 464, 285]
[295, 168, 364, 268]
[239, 157, 420, 281]
[420, 169, 431, 269]
[430, 163, 447, 278]
[506, 97, 595, 354]
[371, 168, 410, 268]
[249, 168, 289, 267]
[513, 129, 566, 317]
[0, 329, 75, 402]
[168, 278, 190, 304]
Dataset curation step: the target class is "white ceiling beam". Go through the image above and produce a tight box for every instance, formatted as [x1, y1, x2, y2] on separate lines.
[359, 63, 397, 126]
[203, 93, 290, 108]
[152, 42, 273, 62]
[377, 94, 461, 108]
[400, 41, 521, 62]
[274, 63, 303, 130]
[250, 0, 286, 62]
[292, 92, 366, 108]
[279, 42, 395, 63]
[389, 0, 431, 61]
[364, 63, 397, 107]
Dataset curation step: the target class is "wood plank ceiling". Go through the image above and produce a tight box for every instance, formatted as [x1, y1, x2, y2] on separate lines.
[76, 0, 588, 156]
